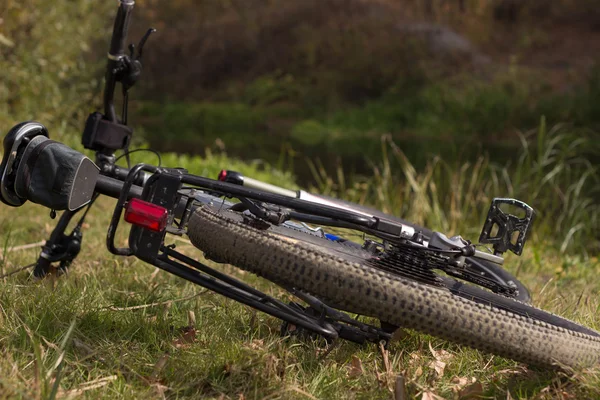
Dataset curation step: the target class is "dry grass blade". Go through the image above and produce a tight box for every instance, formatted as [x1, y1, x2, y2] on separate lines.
[379, 342, 392, 376]
[347, 355, 364, 378]
[59, 375, 118, 398]
[0, 263, 36, 279]
[102, 291, 205, 311]
[151, 353, 170, 382]
[3, 241, 45, 254]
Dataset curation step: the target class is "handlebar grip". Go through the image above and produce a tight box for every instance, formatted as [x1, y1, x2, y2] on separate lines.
[108, 0, 135, 58]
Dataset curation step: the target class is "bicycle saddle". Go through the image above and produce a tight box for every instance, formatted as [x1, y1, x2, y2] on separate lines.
[0, 121, 49, 207]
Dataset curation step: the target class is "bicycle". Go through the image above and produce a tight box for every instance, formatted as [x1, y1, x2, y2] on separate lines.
[1, 0, 599, 370]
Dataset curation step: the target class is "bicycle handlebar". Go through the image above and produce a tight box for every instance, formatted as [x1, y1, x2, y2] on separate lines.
[96, 174, 141, 200]
[104, 0, 135, 123]
[108, 0, 135, 58]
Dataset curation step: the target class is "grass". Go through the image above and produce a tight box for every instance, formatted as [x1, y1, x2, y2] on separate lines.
[0, 0, 112, 135]
[2, 203, 600, 399]
[129, 0, 600, 175]
[2, 1, 600, 397]
[136, 70, 600, 182]
[309, 119, 600, 255]
[0, 126, 599, 399]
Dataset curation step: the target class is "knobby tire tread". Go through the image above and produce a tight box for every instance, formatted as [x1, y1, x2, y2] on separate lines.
[187, 206, 600, 369]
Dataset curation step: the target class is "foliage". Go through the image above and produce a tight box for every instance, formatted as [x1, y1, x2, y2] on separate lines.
[128, 0, 600, 179]
[0, 0, 114, 142]
[1, 2, 600, 396]
[309, 119, 600, 254]
[137, 102, 264, 150]
[138, 71, 600, 179]
[135, 0, 428, 105]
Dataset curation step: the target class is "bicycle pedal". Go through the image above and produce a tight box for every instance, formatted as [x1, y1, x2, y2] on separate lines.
[479, 198, 535, 256]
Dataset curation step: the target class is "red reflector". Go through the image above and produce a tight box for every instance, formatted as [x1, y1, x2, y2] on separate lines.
[218, 169, 227, 181]
[124, 198, 168, 232]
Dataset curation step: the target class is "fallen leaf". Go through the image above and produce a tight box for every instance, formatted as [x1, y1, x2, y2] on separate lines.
[248, 339, 264, 350]
[459, 381, 484, 399]
[390, 328, 409, 342]
[408, 353, 422, 367]
[172, 326, 197, 348]
[450, 376, 470, 392]
[421, 391, 444, 400]
[428, 342, 453, 363]
[72, 338, 94, 357]
[428, 359, 446, 378]
[347, 355, 364, 378]
[413, 366, 423, 379]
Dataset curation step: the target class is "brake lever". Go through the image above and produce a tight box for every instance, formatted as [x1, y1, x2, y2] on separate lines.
[119, 28, 156, 93]
[135, 28, 156, 61]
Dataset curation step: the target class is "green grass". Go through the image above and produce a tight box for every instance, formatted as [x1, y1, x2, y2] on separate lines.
[2, 1, 600, 397]
[0, 130, 599, 399]
[1, 201, 600, 399]
[0, 0, 113, 137]
[137, 69, 600, 180]
[310, 120, 600, 255]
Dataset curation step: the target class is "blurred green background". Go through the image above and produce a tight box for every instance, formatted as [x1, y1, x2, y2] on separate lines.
[1, 0, 599, 251]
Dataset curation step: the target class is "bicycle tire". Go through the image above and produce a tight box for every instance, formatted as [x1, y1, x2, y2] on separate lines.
[187, 205, 600, 369]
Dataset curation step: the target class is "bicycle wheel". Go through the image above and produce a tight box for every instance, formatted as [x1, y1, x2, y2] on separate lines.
[187, 205, 600, 369]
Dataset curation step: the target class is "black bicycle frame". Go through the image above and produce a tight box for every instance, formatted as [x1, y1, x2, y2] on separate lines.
[33, 0, 528, 347]
[99, 165, 393, 344]
[32, 0, 399, 342]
